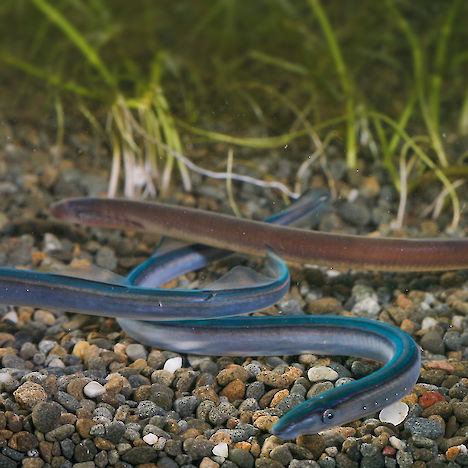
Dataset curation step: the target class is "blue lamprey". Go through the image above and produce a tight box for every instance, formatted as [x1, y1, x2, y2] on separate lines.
[0, 189, 421, 438]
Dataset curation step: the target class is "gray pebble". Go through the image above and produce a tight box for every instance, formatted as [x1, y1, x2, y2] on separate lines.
[238, 398, 259, 412]
[244, 362, 262, 377]
[420, 329, 445, 354]
[55, 390, 81, 412]
[126, 343, 147, 361]
[275, 394, 305, 415]
[95, 246, 117, 270]
[104, 421, 125, 444]
[157, 456, 179, 468]
[136, 400, 166, 418]
[443, 331, 462, 351]
[121, 446, 157, 463]
[396, 450, 413, 468]
[95, 450, 108, 468]
[174, 395, 199, 417]
[45, 424, 75, 441]
[2, 354, 26, 369]
[32, 401, 62, 432]
[246, 381, 265, 400]
[360, 443, 384, 468]
[150, 383, 174, 410]
[229, 447, 255, 468]
[38, 340, 57, 355]
[183, 438, 215, 460]
[209, 401, 237, 425]
[269, 445, 292, 466]
[291, 461, 321, 468]
[404, 417, 444, 440]
[335, 377, 355, 387]
[60, 438, 75, 459]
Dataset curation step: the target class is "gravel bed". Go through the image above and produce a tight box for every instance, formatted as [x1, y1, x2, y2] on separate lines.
[0, 123, 466, 467]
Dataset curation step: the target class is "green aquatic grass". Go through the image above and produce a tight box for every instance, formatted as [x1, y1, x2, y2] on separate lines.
[0, 0, 466, 225]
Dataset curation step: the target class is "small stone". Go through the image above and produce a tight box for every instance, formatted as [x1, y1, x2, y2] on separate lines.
[83, 381, 106, 398]
[126, 343, 147, 361]
[307, 366, 338, 382]
[143, 433, 158, 445]
[212, 442, 229, 458]
[14, 381, 47, 409]
[164, 356, 182, 374]
[183, 438, 216, 460]
[32, 402, 62, 433]
[257, 366, 302, 388]
[419, 391, 445, 408]
[379, 401, 409, 426]
[404, 417, 444, 440]
[217, 365, 249, 385]
[220, 379, 246, 402]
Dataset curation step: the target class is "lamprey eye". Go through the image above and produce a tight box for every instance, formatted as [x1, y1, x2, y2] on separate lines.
[322, 409, 335, 423]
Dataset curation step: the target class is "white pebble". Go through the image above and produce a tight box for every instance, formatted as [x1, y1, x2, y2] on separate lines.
[164, 356, 182, 374]
[143, 433, 158, 445]
[452, 315, 464, 328]
[325, 446, 338, 456]
[389, 435, 406, 451]
[212, 442, 228, 458]
[47, 358, 64, 368]
[421, 317, 438, 330]
[3, 311, 18, 324]
[83, 381, 106, 398]
[379, 401, 409, 426]
[459, 444, 467, 455]
[307, 366, 339, 382]
[351, 297, 381, 318]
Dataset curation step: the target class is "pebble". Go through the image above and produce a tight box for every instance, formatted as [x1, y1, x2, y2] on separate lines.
[13, 381, 48, 409]
[83, 381, 106, 398]
[404, 417, 444, 439]
[379, 401, 409, 426]
[125, 343, 147, 361]
[31, 402, 62, 433]
[212, 442, 229, 458]
[307, 366, 339, 382]
[164, 356, 182, 373]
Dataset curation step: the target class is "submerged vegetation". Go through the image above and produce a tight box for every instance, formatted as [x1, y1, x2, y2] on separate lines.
[0, 0, 467, 225]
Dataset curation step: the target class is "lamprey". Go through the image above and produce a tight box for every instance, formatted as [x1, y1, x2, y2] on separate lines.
[0, 190, 423, 437]
[51, 196, 468, 271]
[119, 219, 421, 438]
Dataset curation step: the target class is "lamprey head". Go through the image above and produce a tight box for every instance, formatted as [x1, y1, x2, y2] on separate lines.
[271, 394, 343, 439]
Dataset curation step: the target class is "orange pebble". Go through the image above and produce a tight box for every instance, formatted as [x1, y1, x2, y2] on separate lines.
[445, 446, 460, 462]
[419, 391, 445, 408]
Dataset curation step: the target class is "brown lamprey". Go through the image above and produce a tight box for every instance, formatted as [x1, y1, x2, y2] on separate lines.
[51, 198, 468, 272]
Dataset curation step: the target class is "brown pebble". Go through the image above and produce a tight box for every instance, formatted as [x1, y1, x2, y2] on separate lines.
[94, 436, 115, 450]
[0, 333, 15, 347]
[66, 379, 87, 400]
[257, 366, 302, 388]
[259, 389, 277, 408]
[76, 419, 98, 439]
[13, 382, 47, 410]
[270, 389, 289, 407]
[104, 376, 124, 394]
[193, 385, 220, 404]
[252, 414, 279, 432]
[8, 431, 38, 452]
[210, 431, 232, 445]
[296, 434, 326, 459]
[307, 297, 343, 315]
[200, 457, 220, 468]
[22, 458, 44, 468]
[39, 441, 53, 463]
[235, 441, 251, 451]
[220, 379, 245, 402]
[446, 446, 460, 462]
[72, 341, 89, 360]
[217, 364, 249, 386]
